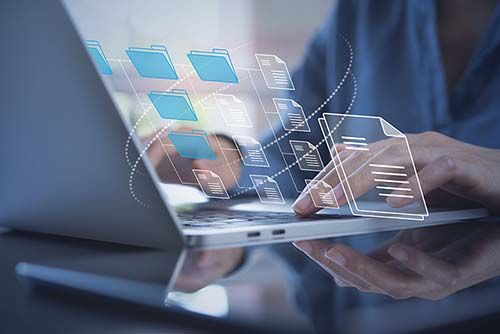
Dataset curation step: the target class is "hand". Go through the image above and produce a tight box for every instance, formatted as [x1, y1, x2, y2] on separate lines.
[294, 222, 500, 300]
[145, 127, 241, 188]
[173, 248, 244, 293]
[293, 131, 500, 216]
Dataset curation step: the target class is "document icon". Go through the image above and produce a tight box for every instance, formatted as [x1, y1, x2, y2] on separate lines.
[273, 98, 310, 132]
[305, 179, 339, 209]
[193, 169, 230, 199]
[168, 130, 217, 160]
[250, 175, 286, 204]
[187, 48, 238, 83]
[233, 136, 269, 167]
[320, 113, 429, 221]
[290, 140, 324, 172]
[255, 54, 294, 90]
[126, 45, 178, 80]
[148, 90, 198, 121]
[86, 40, 112, 75]
[214, 94, 252, 128]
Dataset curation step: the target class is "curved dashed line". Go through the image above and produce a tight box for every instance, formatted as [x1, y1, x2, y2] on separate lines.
[124, 69, 196, 172]
[209, 34, 354, 178]
[230, 70, 358, 199]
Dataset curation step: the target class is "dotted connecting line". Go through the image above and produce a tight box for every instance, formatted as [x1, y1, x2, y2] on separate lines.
[230, 71, 358, 199]
[128, 122, 175, 208]
[124, 68, 196, 172]
[127, 72, 252, 206]
[208, 34, 354, 182]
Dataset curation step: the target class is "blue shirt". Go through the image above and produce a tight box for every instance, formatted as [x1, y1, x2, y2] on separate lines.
[240, 0, 500, 332]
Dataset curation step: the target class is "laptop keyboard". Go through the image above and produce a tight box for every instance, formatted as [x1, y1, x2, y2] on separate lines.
[178, 210, 347, 229]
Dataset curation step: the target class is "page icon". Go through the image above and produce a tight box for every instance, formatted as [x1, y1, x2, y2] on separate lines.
[214, 94, 252, 128]
[86, 40, 112, 75]
[250, 175, 286, 204]
[290, 140, 324, 172]
[273, 98, 310, 132]
[126, 45, 178, 80]
[187, 48, 238, 83]
[148, 89, 198, 121]
[305, 179, 339, 209]
[320, 113, 429, 221]
[233, 136, 269, 167]
[168, 130, 216, 160]
[193, 169, 230, 199]
[255, 54, 294, 90]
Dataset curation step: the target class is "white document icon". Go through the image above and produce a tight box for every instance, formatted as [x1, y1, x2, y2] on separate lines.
[320, 113, 429, 221]
[255, 54, 295, 90]
[233, 136, 270, 167]
[305, 179, 339, 209]
[290, 140, 324, 172]
[250, 174, 286, 204]
[273, 98, 310, 132]
[214, 94, 252, 128]
[193, 169, 230, 199]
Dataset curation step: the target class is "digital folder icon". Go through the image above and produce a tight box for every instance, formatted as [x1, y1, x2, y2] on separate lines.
[126, 45, 178, 80]
[86, 40, 113, 75]
[168, 130, 217, 160]
[187, 48, 239, 83]
[148, 90, 198, 121]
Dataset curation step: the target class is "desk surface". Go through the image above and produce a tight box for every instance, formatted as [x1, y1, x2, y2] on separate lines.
[2, 227, 500, 333]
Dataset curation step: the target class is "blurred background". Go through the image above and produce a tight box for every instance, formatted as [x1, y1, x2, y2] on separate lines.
[62, 0, 334, 331]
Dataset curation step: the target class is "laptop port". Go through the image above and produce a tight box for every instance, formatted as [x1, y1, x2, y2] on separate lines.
[272, 229, 285, 236]
[247, 231, 261, 238]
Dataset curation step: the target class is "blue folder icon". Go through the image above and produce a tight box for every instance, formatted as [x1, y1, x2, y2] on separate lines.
[168, 130, 217, 160]
[148, 89, 198, 121]
[126, 45, 178, 80]
[187, 48, 238, 83]
[86, 40, 112, 75]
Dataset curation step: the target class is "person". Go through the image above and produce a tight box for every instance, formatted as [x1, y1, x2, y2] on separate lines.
[148, 0, 500, 331]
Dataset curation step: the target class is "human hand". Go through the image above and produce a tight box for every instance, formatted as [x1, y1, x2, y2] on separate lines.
[145, 127, 241, 189]
[294, 222, 500, 300]
[173, 248, 244, 293]
[293, 131, 500, 216]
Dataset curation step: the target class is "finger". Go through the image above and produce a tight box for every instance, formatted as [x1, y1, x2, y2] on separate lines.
[386, 155, 456, 208]
[292, 149, 357, 216]
[293, 240, 377, 292]
[324, 244, 427, 299]
[388, 243, 459, 287]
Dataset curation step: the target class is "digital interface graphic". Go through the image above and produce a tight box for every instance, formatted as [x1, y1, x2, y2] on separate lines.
[86, 34, 428, 221]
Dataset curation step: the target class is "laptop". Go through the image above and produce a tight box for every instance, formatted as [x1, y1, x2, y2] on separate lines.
[0, 0, 489, 253]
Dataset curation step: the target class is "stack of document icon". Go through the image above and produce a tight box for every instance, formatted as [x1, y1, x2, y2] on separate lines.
[148, 90, 198, 121]
[255, 54, 295, 90]
[86, 40, 112, 75]
[320, 113, 429, 221]
[250, 175, 285, 204]
[214, 94, 252, 128]
[290, 140, 324, 172]
[168, 130, 216, 160]
[273, 98, 310, 132]
[193, 169, 230, 199]
[233, 136, 269, 167]
[187, 48, 239, 83]
[305, 179, 339, 209]
[126, 45, 178, 80]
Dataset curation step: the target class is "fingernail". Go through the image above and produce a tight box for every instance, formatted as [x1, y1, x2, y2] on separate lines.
[386, 196, 404, 208]
[388, 244, 408, 262]
[292, 193, 313, 215]
[293, 241, 312, 254]
[332, 184, 344, 202]
[325, 249, 347, 266]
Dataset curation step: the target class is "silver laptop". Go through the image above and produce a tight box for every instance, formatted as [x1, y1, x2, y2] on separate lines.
[0, 0, 488, 251]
